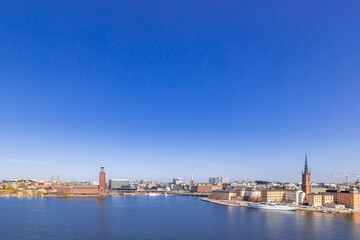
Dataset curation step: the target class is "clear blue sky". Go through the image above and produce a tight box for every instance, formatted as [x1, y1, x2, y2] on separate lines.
[1, 1, 360, 183]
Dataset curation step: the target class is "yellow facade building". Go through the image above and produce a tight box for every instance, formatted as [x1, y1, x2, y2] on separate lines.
[261, 190, 285, 203]
[306, 194, 322, 207]
[321, 194, 334, 205]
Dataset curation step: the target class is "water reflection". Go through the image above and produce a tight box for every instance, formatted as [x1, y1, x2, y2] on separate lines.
[1, 197, 360, 240]
[97, 198, 108, 240]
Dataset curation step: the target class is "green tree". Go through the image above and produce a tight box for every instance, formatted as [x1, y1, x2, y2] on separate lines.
[35, 190, 44, 195]
[63, 191, 71, 196]
[18, 183, 27, 188]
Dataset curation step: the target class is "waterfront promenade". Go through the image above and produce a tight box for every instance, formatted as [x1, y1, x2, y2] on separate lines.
[201, 198, 360, 213]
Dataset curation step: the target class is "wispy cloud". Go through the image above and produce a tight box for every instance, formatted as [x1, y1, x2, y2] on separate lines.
[2, 159, 46, 165]
[331, 171, 360, 180]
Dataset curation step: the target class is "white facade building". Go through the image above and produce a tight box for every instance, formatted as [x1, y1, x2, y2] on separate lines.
[285, 190, 305, 204]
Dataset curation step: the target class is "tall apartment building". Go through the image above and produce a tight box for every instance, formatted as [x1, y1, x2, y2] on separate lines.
[173, 178, 182, 185]
[209, 177, 230, 185]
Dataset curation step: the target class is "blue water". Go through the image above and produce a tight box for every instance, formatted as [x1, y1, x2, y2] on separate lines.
[0, 196, 359, 240]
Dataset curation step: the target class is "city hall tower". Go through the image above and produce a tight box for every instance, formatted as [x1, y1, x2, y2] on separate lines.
[99, 165, 107, 196]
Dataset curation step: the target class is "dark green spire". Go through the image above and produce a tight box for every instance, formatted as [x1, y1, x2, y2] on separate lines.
[304, 154, 309, 175]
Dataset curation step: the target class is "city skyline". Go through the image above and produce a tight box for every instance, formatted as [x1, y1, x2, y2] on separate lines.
[1, 155, 359, 184]
[1, 1, 360, 181]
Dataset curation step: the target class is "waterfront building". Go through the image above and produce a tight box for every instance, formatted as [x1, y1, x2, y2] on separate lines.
[325, 189, 341, 203]
[284, 190, 305, 204]
[209, 177, 230, 185]
[211, 190, 236, 201]
[321, 194, 334, 205]
[172, 184, 185, 191]
[325, 187, 360, 209]
[109, 179, 130, 190]
[306, 194, 322, 207]
[56, 165, 107, 196]
[109, 179, 138, 191]
[305, 193, 334, 207]
[302, 154, 312, 194]
[234, 187, 246, 199]
[190, 184, 222, 193]
[245, 188, 261, 202]
[261, 190, 285, 203]
[72, 185, 99, 195]
[338, 187, 360, 209]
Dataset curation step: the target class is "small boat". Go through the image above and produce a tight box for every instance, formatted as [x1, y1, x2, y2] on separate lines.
[322, 208, 330, 213]
[148, 193, 159, 197]
[248, 202, 298, 211]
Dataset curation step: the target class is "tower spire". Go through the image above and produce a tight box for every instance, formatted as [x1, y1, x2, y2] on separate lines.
[304, 153, 309, 175]
[302, 153, 312, 194]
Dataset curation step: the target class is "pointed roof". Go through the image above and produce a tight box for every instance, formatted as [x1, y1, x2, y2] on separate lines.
[304, 154, 309, 175]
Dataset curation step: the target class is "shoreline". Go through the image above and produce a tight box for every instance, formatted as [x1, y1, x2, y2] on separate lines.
[201, 198, 360, 214]
[2, 195, 359, 214]
[0, 195, 107, 198]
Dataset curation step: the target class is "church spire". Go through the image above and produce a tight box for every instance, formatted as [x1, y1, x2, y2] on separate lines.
[190, 173, 194, 185]
[302, 153, 312, 194]
[304, 154, 309, 175]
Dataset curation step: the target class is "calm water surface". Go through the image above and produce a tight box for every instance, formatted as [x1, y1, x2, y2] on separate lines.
[0, 196, 359, 240]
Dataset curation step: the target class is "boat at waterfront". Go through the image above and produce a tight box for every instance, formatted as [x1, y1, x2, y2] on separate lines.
[248, 202, 298, 211]
[148, 193, 159, 197]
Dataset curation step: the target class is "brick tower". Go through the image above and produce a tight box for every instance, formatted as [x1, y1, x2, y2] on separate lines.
[301, 154, 312, 194]
[190, 173, 194, 185]
[99, 165, 107, 196]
